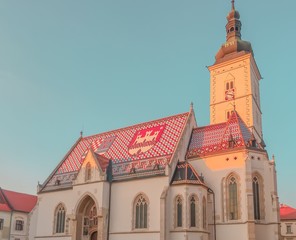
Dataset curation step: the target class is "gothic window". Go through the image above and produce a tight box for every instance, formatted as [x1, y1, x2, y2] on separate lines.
[230, 81, 234, 89]
[226, 110, 233, 120]
[15, 220, 24, 231]
[175, 195, 183, 227]
[134, 194, 148, 229]
[0, 218, 3, 230]
[253, 176, 260, 220]
[190, 195, 197, 227]
[287, 224, 293, 234]
[229, 177, 238, 220]
[55, 204, 66, 233]
[225, 174, 240, 220]
[202, 197, 207, 229]
[83, 204, 98, 236]
[225, 81, 234, 90]
[85, 162, 91, 181]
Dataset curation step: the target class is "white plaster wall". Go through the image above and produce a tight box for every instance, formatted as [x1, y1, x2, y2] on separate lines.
[280, 220, 296, 239]
[190, 151, 248, 222]
[28, 204, 39, 240]
[109, 176, 168, 240]
[255, 224, 280, 240]
[216, 224, 248, 240]
[10, 212, 29, 240]
[35, 181, 109, 239]
[0, 211, 11, 240]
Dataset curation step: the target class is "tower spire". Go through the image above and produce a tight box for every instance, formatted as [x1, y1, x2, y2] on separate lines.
[214, 0, 253, 62]
[231, 0, 235, 10]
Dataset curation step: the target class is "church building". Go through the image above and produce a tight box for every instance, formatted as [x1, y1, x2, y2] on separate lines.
[32, 2, 280, 240]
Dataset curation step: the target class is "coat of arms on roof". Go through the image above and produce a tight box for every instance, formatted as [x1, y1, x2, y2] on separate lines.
[128, 125, 166, 156]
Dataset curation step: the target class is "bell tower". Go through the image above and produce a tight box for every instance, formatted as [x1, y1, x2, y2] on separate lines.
[208, 0, 263, 143]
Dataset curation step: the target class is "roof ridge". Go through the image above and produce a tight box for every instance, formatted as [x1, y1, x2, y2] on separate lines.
[0, 188, 12, 211]
[83, 112, 190, 139]
[39, 135, 83, 193]
[193, 122, 226, 131]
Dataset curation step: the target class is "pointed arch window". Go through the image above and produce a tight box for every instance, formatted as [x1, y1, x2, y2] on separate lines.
[229, 176, 238, 220]
[176, 196, 183, 227]
[190, 195, 197, 227]
[253, 176, 261, 220]
[55, 204, 66, 233]
[85, 162, 91, 181]
[134, 194, 148, 229]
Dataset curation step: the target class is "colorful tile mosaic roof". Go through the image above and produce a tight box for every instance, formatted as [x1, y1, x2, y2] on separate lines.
[187, 111, 252, 158]
[42, 112, 190, 190]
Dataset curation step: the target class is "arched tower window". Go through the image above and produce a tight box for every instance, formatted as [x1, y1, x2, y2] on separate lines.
[228, 176, 238, 220]
[202, 197, 207, 229]
[85, 162, 91, 181]
[55, 204, 66, 234]
[175, 195, 183, 227]
[134, 194, 148, 229]
[252, 173, 265, 220]
[190, 195, 198, 227]
[253, 176, 260, 220]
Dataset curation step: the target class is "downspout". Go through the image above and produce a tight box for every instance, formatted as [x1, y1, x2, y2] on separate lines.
[8, 210, 13, 240]
[207, 188, 216, 240]
[107, 160, 113, 240]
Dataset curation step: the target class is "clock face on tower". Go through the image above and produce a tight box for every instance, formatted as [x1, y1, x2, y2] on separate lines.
[225, 88, 235, 101]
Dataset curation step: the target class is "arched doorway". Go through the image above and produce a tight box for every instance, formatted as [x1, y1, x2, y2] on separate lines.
[76, 195, 98, 240]
[91, 231, 97, 240]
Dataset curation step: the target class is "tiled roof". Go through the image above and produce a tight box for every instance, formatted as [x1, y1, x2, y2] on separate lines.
[0, 188, 37, 213]
[0, 189, 11, 212]
[42, 112, 190, 190]
[187, 111, 253, 158]
[172, 162, 206, 186]
[280, 204, 296, 220]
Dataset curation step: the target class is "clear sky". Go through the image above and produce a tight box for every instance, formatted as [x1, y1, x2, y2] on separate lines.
[0, 1, 295, 206]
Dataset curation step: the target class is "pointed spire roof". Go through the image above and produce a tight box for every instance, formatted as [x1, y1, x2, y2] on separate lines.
[172, 162, 206, 186]
[187, 111, 256, 158]
[215, 0, 253, 63]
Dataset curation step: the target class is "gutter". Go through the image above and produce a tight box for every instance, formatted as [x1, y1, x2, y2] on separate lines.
[107, 160, 113, 240]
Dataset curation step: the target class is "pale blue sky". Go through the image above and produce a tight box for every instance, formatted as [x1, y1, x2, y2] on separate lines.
[0, 1, 295, 206]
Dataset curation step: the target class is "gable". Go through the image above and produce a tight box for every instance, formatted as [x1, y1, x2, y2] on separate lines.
[40, 112, 190, 192]
[74, 149, 109, 184]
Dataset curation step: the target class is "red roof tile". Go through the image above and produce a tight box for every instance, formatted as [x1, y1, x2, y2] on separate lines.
[187, 111, 252, 158]
[42, 112, 190, 190]
[0, 188, 37, 213]
[0, 190, 11, 212]
[280, 204, 296, 220]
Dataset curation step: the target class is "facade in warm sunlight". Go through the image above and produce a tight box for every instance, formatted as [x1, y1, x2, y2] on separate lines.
[280, 204, 296, 240]
[0, 188, 37, 240]
[31, 2, 280, 240]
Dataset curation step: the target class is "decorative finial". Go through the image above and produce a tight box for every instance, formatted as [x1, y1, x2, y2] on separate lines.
[231, 0, 235, 10]
[80, 131, 83, 138]
[190, 102, 194, 111]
